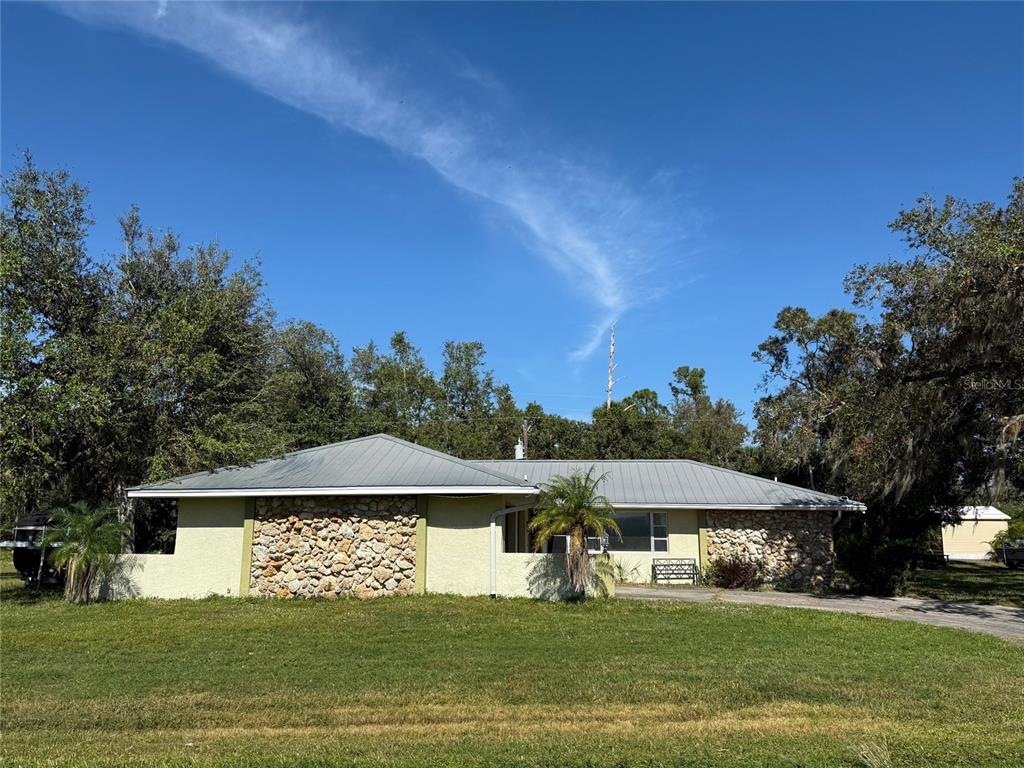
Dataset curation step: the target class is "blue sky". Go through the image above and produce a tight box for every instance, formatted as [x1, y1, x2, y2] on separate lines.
[3, 2, 1021, 423]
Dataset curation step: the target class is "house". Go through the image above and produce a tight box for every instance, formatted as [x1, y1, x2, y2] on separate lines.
[118, 433, 864, 600]
[941, 506, 1010, 560]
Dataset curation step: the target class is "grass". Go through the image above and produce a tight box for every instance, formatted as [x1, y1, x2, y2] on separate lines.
[0, 548, 20, 585]
[904, 560, 1024, 607]
[2, 570, 1023, 768]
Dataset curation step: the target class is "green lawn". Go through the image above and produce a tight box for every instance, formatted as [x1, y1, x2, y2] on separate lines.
[904, 560, 1024, 607]
[0, 548, 20, 586]
[2, 584, 1022, 768]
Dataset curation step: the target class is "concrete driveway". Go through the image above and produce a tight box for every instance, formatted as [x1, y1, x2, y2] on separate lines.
[617, 584, 1024, 643]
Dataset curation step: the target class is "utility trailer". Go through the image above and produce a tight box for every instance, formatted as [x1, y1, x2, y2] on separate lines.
[998, 541, 1024, 569]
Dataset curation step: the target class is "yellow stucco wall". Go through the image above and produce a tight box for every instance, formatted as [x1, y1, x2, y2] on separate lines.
[107, 496, 704, 600]
[424, 499, 702, 596]
[104, 498, 247, 599]
[495, 553, 574, 599]
[424, 495, 497, 596]
[942, 519, 1008, 560]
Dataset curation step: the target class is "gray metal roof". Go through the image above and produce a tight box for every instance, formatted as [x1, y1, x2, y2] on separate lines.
[129, 433, 862, 509]
[128, 434, 533, 497]
[955, 506, 1010, 521]
[473, 459, 862, 510]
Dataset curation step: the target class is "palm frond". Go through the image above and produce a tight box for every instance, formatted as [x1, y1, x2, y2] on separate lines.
[44, 501, 127, 604]
[528, 468, 622, 598]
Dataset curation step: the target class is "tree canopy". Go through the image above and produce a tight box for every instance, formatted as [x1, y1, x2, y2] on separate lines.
[753, 180, 1023, 590]
[6, 156, 1020, 592]
[0, 156, 753, 536]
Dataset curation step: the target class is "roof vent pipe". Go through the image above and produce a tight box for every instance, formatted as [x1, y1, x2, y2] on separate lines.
[514, 439, 525, 461]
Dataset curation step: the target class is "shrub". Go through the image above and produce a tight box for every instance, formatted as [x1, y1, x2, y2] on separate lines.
[987, 530, 1010, 562]
[836, 533, 917, 596]
[43, 502, 127, 604]
[988, 530, 1024, 563]
[705, 555, 763, 589]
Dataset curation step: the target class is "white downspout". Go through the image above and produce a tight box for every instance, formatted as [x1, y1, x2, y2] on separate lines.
[833, 497, 865, 528]
[490, 501, 537, 599]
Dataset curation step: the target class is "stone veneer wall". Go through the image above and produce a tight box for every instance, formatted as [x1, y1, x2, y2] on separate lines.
[250, 496, 417, 599]
[706, 510, 834, 589]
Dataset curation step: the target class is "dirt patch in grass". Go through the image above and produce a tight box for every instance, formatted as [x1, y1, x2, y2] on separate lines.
[6, 695, 888, 738]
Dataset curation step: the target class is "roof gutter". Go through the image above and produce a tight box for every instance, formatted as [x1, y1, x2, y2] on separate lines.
[611, 502, 867, 512]
[832, 496, 870, 528]
[127, 487, 865, 512]
[127, 485, 537, 499]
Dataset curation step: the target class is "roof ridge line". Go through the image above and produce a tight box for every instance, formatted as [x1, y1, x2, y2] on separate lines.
[131, 434, 535, 491]
[277, 433, 383, 458]
[677, 458, 846, 501]
[149, 434, 385, 484]
[472, 458, 767, 465]
[373, 434, 534, 487]
[472, 458, 857, 504]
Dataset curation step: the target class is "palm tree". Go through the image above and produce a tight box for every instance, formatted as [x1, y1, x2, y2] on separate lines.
[43, 502, 127, 604]
[529, 468, 621, 599]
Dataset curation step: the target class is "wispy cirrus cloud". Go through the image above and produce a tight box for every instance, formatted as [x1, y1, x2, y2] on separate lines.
[59, 2, 695, 360]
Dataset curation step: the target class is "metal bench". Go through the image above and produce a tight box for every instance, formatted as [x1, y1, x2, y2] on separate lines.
[652, 558, 698, 584]
[920, 552, 950, 569]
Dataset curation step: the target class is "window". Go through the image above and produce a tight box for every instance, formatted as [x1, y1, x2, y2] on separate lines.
[534, 512, 669, 554]
[608, 511, 669, 553]
[652, 512, 668, 552]
[503, 512, 523, 553]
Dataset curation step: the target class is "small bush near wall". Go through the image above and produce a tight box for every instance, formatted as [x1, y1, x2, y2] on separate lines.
[706, 510, 834, 589]
[705, 556, 763, 590]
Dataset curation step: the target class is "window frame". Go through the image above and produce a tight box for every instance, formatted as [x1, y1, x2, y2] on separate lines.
[586, 511, 669, 554]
